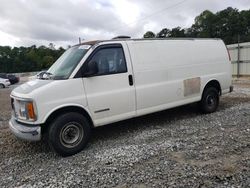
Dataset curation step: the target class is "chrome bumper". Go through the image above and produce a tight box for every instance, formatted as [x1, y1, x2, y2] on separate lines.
[9, 117, 41, 141]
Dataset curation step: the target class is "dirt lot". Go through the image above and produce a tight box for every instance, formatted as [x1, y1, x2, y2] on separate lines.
[0, 80, 249, 188]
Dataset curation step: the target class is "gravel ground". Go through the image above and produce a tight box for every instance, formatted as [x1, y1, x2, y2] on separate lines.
[0, 80, 249, 188]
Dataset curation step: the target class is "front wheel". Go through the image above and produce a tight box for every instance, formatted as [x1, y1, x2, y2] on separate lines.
[0, 84, 5, 88]
[200, 87, 219, 113]
[48, 112, 91, 156]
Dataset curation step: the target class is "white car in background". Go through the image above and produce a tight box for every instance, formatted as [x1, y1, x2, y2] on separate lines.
[0, 78, 11, 88]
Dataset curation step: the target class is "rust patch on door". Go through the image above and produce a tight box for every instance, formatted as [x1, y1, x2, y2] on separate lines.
[183, 77, 201, 96]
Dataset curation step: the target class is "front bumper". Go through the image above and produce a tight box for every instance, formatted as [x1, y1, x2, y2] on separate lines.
[9, 117, 41, 141]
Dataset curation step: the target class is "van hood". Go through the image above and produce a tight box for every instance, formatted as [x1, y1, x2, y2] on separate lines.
[12, 79, 53, 96]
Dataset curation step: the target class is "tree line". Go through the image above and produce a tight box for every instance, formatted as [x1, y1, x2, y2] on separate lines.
[0, 44, 65, 73]
[1, 7, 250, 73]
[143, 7, 250, 44]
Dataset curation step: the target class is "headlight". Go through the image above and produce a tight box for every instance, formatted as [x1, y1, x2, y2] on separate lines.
[13, 98, 37, 121]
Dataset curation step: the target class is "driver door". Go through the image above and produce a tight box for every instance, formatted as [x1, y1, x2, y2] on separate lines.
[82, 44, 136, 126]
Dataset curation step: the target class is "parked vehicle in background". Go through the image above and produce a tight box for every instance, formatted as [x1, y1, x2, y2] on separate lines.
[7, 74, 19, 84]
[9, 38, 233, 156]
[0, 78, 11, 88]
[0, 73, 19, 84]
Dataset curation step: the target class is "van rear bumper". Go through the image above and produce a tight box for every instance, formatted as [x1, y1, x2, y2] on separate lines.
[221, 85, 234, 95]
[229, 85, 234, 92]
[9, 117, 41, 141]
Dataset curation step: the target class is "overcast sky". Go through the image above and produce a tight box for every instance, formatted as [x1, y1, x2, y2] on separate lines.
[0, 0, 249, 48]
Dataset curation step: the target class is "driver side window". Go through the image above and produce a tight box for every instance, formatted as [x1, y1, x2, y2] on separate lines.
[89, 46, 127, 75]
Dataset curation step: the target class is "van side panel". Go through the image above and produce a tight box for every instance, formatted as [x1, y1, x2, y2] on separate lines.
[127, 39, 231, 115]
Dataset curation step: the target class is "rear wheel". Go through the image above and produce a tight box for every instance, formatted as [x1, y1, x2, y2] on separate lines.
[48, 112, 91, 156]
[0, 84, 5, 88]
[200, 87, 219, 113]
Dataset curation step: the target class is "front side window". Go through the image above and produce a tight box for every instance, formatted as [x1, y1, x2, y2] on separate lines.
[88, 47, 127, 75]
[46, 45, 90, 80]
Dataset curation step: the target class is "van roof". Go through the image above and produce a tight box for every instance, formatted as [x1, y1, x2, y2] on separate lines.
[76, 38, 221, 47]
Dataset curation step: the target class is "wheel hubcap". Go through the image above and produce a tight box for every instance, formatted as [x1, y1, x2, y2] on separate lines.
[206, 95, 216, 107]
[60, 123, 83, 148]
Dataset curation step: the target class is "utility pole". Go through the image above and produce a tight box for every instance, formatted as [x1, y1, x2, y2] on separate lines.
[237, 34, 240, 78]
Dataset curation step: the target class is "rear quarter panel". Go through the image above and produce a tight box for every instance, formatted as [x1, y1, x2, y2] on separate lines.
[126, 39, 231, 115]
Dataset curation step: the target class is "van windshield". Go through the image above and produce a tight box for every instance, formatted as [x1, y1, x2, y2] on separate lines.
[45, 45, 90, 80]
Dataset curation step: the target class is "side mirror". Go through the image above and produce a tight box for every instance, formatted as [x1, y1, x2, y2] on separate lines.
[83, 61, 98, 77]
[37, 71, 46, 79]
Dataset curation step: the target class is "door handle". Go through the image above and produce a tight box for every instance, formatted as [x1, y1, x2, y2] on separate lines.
[128, 75, 133, 86]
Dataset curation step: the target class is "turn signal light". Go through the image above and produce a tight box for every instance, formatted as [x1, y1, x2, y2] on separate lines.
[27, 102, 36, 120]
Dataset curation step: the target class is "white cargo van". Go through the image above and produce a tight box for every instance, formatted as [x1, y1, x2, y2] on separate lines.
[9, 38, 233, 156]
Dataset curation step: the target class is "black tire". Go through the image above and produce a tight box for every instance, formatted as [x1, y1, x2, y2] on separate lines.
[200, 87, 219, 113]
[0, 84, 5, 88]
[48, 112, 91, 157]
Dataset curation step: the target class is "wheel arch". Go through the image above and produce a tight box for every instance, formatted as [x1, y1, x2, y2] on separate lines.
[0, 83, 5, 88]
[42, 105, 94, 133]
[202, 79, 222, 96]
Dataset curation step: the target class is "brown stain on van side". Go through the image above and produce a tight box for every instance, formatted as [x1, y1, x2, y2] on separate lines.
[184, 77, 201, 96]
